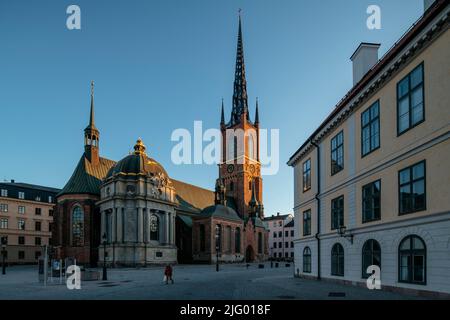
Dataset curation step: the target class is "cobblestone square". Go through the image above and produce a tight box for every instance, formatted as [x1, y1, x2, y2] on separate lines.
[0, 263, 422, 300]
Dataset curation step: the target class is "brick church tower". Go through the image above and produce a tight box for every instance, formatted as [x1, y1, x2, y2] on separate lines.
[218, 15, 264, 221]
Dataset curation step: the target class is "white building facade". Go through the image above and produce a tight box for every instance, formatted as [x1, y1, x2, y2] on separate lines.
[265, 213, 294, 260]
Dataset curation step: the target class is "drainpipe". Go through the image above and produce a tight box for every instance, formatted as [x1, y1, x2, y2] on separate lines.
[310, 139, 321, 280]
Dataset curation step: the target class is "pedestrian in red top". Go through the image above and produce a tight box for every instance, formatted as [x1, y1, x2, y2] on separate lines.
[164, 264, 174, 284]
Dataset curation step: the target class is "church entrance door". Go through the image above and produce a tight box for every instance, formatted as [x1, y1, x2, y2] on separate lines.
[245, 245, 255, 262]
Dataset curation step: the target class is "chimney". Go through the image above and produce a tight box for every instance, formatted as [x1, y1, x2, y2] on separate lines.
[350, 43, 380, 86]
[424, 0, 435, 12]
[10, 179, 15, 183]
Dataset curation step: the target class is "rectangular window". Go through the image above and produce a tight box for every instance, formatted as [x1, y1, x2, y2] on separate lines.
[278, 231, 282, 238]
[399, 161, 426, 215]
[285, 242, 289, 248]
[35, 251, 41, 260]
[397, 63, 424, 135]
[361, 101, 380, 156]
[49, 209, 54, 217]
[331, 131, 344, 175]
[18, 236, 25, 245]
[35, 208, 42, 215]
[290, 242, 294, 248]
[273, 232, 277, 238]
[1, 189, 7, 197]
[302, 159, 311, 191]
[285, 231, 289, 237]
[0, 204, 8, 212]
[274, 242, 277, 248]
[18, 206, 25, 214]
[18, 219, 25, 230]
[35, 221, 41, 231]
[35, 196, 41, 202]
[49, 222, 53, 233]
[18, 251, 25, 260]
[18, 192, 25, 199]
[303, 210, 311, 236]
[331, 196, 344, 230]
[48, 196, 53, 203]
[0, 218, 7, 229]
[278, 242, 282, 248]
[290, 230, 294, 237]
[362, 180, 381, 223]
[35, 237, 41, 245]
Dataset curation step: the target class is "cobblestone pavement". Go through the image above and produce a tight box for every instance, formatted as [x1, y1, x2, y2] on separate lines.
[0, 263, 423, 300]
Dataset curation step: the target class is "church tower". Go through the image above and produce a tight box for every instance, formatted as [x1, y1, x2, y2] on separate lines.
[84, 81, 100, 166]
[218, 15, 263, 220]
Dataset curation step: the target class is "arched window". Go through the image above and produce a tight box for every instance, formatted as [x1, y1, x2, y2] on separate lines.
[71, 206, 84, 247]
[199, 224, 205, 252]
[229, 182, 234, 191]
[362, 239, 381, 278]
[226, 226, 232, 253]
[235, 227, 241, 253]
[247, 134, 255, 159]
[331, 243, 344, 276]
[150, 215, 159, 241]
[303, 247, 311, 273]
[257, 232, 263, 254]
[399, 235, 426, 284]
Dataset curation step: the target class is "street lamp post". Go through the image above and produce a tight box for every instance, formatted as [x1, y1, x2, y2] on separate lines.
[1, 237, 7, 275]
[102, 233, 107, 281]
[215, 225, 220, 272]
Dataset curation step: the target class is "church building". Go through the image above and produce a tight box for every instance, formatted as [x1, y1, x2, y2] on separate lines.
[53, 16, 268, 267]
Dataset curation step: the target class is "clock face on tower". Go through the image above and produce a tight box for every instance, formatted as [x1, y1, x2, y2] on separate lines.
[227, 164, 234, 173]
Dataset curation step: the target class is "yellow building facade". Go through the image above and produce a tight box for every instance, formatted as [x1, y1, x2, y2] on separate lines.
[288, 0, 450, 297]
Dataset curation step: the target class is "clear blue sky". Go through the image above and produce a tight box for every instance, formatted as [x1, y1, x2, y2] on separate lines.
[0, 0, 424, 217]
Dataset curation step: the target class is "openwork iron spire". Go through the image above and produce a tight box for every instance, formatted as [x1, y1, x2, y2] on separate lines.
[230, 13, 249, 125]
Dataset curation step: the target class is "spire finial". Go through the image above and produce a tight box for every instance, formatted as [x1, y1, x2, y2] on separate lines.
[221, 98, 225, 125]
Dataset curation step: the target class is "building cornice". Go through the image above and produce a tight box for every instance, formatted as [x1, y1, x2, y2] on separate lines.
[288, 1, 449, 167]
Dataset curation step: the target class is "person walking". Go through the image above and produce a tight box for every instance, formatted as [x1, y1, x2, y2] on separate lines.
[164, 264, 174, 284]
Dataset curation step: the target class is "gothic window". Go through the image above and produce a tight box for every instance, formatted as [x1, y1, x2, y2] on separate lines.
[199, 224, 205, 252]
[331, 243, 344, 276]
[150, 215, 159, 241]
[71, 206, 84, 247]
[399, 235, 426, 284]
[235, 227, 241, 253]
[362, 239, 381, 279]
[247, 134, 255, 159]
[258, 232, 263, 254]
[226, 226, 232, 252]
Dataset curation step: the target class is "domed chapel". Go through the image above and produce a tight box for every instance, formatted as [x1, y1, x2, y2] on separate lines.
[53, 16, 268, 266]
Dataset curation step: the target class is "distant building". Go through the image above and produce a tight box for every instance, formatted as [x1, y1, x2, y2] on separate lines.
[264, 213, 294, 260]
[0, 181, 59, 264]
[288, 0, 450, 297]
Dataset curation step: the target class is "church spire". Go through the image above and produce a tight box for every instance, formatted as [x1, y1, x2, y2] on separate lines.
[86, 81, 97, 131]
[231, 12, 249, 125]
[84, 81, 100, 165]
[254, 97, 259, 125]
